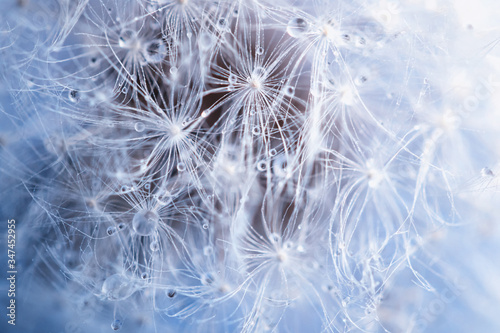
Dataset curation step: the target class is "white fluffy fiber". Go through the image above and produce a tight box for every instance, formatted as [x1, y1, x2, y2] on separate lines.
[1, 0, 499, 332]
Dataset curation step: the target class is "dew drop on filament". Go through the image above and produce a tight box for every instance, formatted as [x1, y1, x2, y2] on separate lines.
[132, 210, 159, 236]
[287, 18, 308, 38]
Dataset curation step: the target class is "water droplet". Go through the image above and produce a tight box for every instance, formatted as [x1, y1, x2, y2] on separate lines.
[68, 90, 80, 103]
[141, 272, 149, 280]
[150, 240, 159, 252]
[117, 223, 126, 231]
[120, 185, 129, 193]
[481, 167, 494, 177]
[134, 122, 145, 132]
[217, 18, 227, 30]
[228, 73, 237, 84]
[269, 233, 281, 243]
[118, 29, 136, 48]
[111, 319, 123, 331]
[355, 76, 367, 86]
[203, 246, 213, 256]
[202, 223, 209, 230]
[198, 32, 213, 51]
[269, 149, 277, 156]
[201, 273, 214, 286]
[132, 210, 159, 236]
[107, 227, 116, 236]
[102, 274, 135, 301]
[89, 56, 99, 67]
[273, 154, 289, 177]
[143, 39, 167, 64]
[252, 126, 261, 136]
[257, 160, 267, 172]
[287, 17, 308, 38]
[170, 66, 178, 76]
[144, 183, 151, 190]
[167, 289, 176, 298]
[201, 110, 209, 118]
[177, 162, 186, 172]
[284, 85, 295, 96]
[323, 284, 335, 293]
[256, 46, 264, 55]
[356, 36, 366, 47]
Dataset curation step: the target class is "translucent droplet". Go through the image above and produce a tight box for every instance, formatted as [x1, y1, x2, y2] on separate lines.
[198, 32, 213, 51]
[102, 274, 135, 301]
[257, 160, 267, 172]
[287, 17, 308, 38]
[283, 241, 294, 250]
[167, 289, 176, 298]
[322, 284, 335, 293]
[143, 39, 167, 63]
[111, 319, 123, 331]
[228, 73, 237, 84]
[217, 18, 227, 30]
[269, 149, 277, 156]
[107, 227, 116, 236]
[284, 85, 295, 96]
[256, 46, 264, 55]
[118, 29, 136, 48]
[177, 162, 186, 172]
[355, 76, 367, 86]
[269, 233, 281, 243]
[481, 167, 494, 177]
[141, 272, 149, 280]
[252, 126, 261, 136]
[170, 66, 178, 76]
[117, 223, 126, 231]
[356, 36, 367, 47]
[273, 154, 289, 177]
[68, 90, 80, 103]
[202, 223, 209, 230]
[89, 56, 99, 67]
[134, 122, 145, 132]
[203, 246, 213, 256]
[201, 273, 214, 286]
[150, 240, 159, 252]
[144, 183, 151, 190]
[132, 210, 159, 236]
